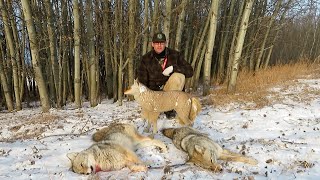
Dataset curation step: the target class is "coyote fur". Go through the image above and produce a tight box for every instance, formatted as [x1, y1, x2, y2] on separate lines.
[67, 123, 167, 174]
[162, 127, 258, 172]
[124, 80, 201, 136]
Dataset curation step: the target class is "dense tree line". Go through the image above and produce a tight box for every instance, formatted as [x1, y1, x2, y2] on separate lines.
[0, 0, 319, 112]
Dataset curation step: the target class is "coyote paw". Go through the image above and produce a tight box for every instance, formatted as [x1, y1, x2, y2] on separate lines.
[129, 164, 148, 172]
[212, 164, 223, 173]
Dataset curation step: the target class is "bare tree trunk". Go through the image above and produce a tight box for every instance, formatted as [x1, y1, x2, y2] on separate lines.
[116, 1, 124, 105]
[44, 0, 60, 108]
[127, 0, 136, 88]
[86, 0, 97, 107]
[102, 1, 113, 99]
[149, 0, 159, 50]
[185, 6, 211, 90]
[163, 0, 172, 44]
[226, 0, 245, 82]
[0, 45, 13, 112]
[0, 0, 21, 110]
[174, 0, 188, 50]
[142, 0, 149, 55]
[203, 0, 219, 96]
[8, 0, 24, 103]
[217, 0, 236, 82]
[228, 0, 254, 93]
[21, 0, 50, 112]
[255, 0, 281, 71]
[73, 0, 81, 108]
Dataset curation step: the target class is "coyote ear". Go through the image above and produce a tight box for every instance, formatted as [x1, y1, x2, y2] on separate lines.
[67, 152, 78, 161]
[194, 145, 206, 154]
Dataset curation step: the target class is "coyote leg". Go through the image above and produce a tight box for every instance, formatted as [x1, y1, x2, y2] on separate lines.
[128, 163, 148, 172]
[125, 149, 148, 172]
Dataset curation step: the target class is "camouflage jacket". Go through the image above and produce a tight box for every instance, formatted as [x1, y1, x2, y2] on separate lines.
[137, 47, 193, 91]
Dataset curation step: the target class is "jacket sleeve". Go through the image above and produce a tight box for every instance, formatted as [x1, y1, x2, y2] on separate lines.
[172, 52, 193, 78]
[136, 59, 149, 86]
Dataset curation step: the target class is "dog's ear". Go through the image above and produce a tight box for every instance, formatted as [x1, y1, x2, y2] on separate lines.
[67, 152, 78, 161]
[134, 79, 139, 85]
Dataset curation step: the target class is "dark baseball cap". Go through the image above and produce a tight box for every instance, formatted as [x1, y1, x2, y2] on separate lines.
[152, 32, 166, 42]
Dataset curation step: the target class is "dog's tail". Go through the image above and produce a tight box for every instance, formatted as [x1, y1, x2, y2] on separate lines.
[219, 149, 258, 165]
[189, 97, 201, 122]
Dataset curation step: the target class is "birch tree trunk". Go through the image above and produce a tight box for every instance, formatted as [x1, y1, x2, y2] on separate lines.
[44, 0, 60, 108]
[101, 1, 113, 99]
[0, 46, 13, 112]
[73, 0, 81, 108]
[142, 0, 149, 55]
[217, 0, 236, 82]
[203, 0, 219, 96]
[116, 1, 124, 105]
[174, 0, 188, 50]
[228, 0, 254, 93]
[149, 0, 159, 50]
[0, 0, 21, 110]
[255, 0, 281, 71]
[86, 0, 97, 107]
[163, 0, 172, 44]
[21, 0, 50, 112]
[127, 0, 136, 88]
[226, 0, 245, 81]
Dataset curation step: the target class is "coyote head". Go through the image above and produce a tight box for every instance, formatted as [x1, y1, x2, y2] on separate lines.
[161, 128, 175, 139]
[124, 79, 148, 96]
[67, 152, 96, 174]
[189, 145, 222, 172]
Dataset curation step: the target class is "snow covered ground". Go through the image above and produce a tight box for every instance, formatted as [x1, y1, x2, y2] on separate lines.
[0, 78, 319, 180]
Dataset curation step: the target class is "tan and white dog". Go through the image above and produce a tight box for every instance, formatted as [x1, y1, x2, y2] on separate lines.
[124, 80, 201, 136]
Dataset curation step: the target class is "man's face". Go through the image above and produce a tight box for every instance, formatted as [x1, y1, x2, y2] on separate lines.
[152, 42, 166, 54]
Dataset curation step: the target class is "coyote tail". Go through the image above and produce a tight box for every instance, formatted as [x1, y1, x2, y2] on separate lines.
[189, 97, 201, 122]
[220, 149, 258, 165]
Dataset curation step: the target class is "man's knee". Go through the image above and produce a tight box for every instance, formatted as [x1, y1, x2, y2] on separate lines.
[163, 73, 185, 91]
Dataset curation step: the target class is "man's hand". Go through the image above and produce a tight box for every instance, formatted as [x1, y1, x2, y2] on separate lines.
[162, 66, 173, 76]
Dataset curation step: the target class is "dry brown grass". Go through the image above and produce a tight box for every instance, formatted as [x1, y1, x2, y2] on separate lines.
[208, 61, 320, 109]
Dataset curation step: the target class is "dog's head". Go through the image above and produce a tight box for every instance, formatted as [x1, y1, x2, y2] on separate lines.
[67, 152, 96, 174]
[188, 145, 223, 173]
[124, 79, 147, 96]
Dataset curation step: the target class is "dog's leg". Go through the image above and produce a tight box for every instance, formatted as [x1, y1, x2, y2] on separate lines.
[175, 108, 192, 126]
[141, 109, 151, 133]
[149, 112, 160, 138]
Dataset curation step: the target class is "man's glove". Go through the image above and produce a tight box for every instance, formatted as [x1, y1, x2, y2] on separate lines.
[162, 66, 173, 76]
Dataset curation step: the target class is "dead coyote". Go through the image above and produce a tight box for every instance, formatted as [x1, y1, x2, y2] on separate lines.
[67, 123, 167, 174]
[162, 127, 258, 172]
[124, 80, 201, 136]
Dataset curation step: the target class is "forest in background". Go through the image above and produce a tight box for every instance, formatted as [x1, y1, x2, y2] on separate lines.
[0, 0, 319, 112]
